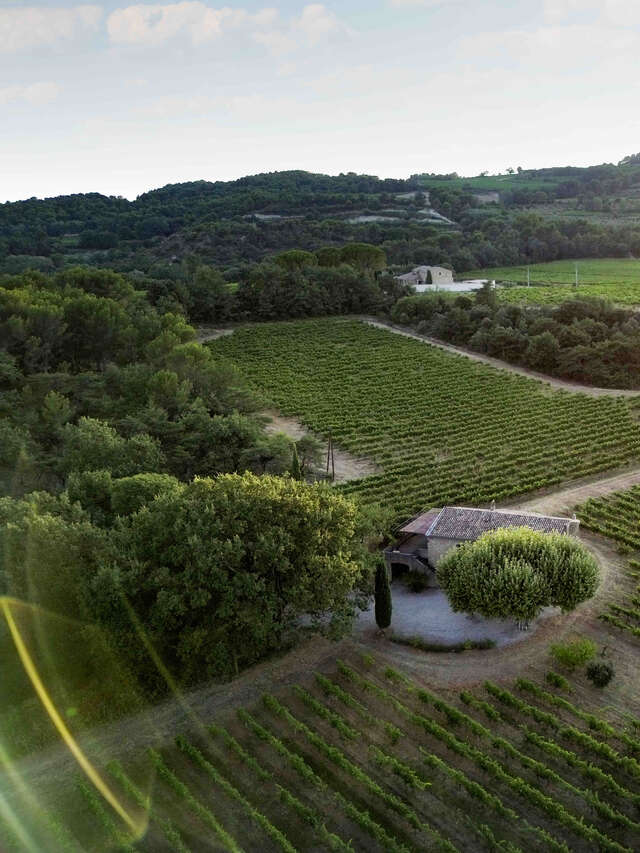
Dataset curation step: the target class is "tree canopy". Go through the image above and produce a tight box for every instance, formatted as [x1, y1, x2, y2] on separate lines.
[436, 527, 599, 622]
[1, 474, 377, 690]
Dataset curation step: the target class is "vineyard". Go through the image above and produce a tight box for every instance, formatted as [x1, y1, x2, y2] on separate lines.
[10, 653, 640, 852]
[577, 485, 640, 640]
[212, 318, 640, 522]
[461, 259, 640, 306]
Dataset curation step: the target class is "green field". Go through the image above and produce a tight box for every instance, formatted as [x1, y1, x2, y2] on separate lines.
[462, 259, 640, 306]
[578, 485, 640, 639]
[11, 655, 640, 852]
[212, 318, 640, 523]
[416, 173, 566, 193]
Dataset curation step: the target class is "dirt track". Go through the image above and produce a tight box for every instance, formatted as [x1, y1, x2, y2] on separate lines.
[196, 326, 234, 343]
[511, 467, 640, 516]
[361, 317, 640, 398]
[263, 411, 379, 483]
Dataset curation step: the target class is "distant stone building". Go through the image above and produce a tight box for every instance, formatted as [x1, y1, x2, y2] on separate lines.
[395, 265, 454, 288]
[384, 505, 579, 584]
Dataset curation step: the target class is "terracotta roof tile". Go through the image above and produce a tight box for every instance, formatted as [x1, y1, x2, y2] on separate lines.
[426, 506, 574, 540]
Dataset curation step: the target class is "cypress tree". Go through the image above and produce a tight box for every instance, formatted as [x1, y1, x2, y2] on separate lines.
[290, 444, 303, 480]
[374, 560, 392, 632]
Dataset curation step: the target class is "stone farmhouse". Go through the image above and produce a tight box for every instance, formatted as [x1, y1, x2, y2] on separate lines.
[384, 505, 579, 585]
[395, 265, 454, 288]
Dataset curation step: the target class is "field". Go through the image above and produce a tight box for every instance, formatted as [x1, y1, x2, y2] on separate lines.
[461, 259, 640, 306]
[578, 485, 640, 640]
[10, 653, 640, 852]
[415, 174, 567, 193]
[211, 318, 640, 523]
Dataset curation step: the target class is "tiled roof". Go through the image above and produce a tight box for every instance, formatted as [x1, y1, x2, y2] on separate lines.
[426, 506, 574, 540]
[399, 509, 441, 535]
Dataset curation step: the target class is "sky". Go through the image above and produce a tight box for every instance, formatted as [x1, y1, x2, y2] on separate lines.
[1, 0, 639, 202]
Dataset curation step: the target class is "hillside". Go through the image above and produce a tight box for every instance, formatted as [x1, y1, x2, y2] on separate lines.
[3, 155, 640, 278]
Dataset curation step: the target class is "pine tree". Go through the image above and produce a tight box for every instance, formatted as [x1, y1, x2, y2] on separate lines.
[374, 560, 392, 632]
[290, 444, 303, 480]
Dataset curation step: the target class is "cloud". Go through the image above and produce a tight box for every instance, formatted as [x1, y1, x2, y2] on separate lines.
[107, 2, 346, 54]
[106, 2, 278, 46]
[543, 0, 640, 25]
[455, 23, 638, 74]
[0, 5, 102, 52]
[389, 0, 454, 7]
[294, 4, 341, 43]
[0, 81, 61, 106]
[253, 3, 346, 55]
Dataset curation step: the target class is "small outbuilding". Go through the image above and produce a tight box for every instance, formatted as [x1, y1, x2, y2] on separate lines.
[384, 504, 579, 585]
[395, 265, 454, 288]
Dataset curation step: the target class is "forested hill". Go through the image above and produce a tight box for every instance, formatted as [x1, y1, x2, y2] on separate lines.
[3, 155, 640, 278]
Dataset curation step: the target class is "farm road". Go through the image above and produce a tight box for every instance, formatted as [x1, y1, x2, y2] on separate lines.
[509, 466, 640, 517]
[360, 317, 640, 398]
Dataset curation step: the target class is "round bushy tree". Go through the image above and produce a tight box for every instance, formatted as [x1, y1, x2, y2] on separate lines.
[436, 527, 599, 621]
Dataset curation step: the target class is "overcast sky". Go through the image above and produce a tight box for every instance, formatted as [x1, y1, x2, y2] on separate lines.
[1, 0, 639, 202]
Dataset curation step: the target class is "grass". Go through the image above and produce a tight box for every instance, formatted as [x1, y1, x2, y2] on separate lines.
[461, 258, 640, 305]
[416, 174, 567, 193]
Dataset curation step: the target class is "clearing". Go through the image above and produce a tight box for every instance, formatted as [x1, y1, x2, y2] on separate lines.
[263, 411, 379, 483]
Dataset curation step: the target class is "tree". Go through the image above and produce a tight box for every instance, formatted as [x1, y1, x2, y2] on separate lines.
[339, 243, 387, 275]
[61, 417, 164, 478]
[289, 444, 303, 480]
[274, 250, 317, 271]
[524, 331, 561, 373]
[110, 472, 180, 517]
[437, 528, 599, 622]
[104, 474, 373, 684]
[187, 265, 234, 323]
[374, 560, 392, 631]
[296, 435, 323, 477]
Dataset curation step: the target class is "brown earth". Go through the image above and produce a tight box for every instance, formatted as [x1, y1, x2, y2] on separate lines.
[195, 326, 234, 343]
[263, 411, 380, 483]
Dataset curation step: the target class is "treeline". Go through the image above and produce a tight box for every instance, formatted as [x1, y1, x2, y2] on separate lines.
[4, 167, 640, 283]
[0, 170, 410, 264]
[392, 287, 640, 388]
[92, 244, 403, 324]
[0, 267, 379, 697]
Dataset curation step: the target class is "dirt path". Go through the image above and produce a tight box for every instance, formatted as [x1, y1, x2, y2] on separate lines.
[263, 411, 379, 483]
[196, 326, 234, 343]
[360, 317, 640, 398]
[508, 467, 640, 516]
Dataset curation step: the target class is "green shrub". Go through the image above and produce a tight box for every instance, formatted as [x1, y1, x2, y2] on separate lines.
[586, 661, 615, 688]
[437, 527, 600, 621]
[550, 638, 597, 671]
[545, 671, 571, 690]
[391, 636, 495, 653]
